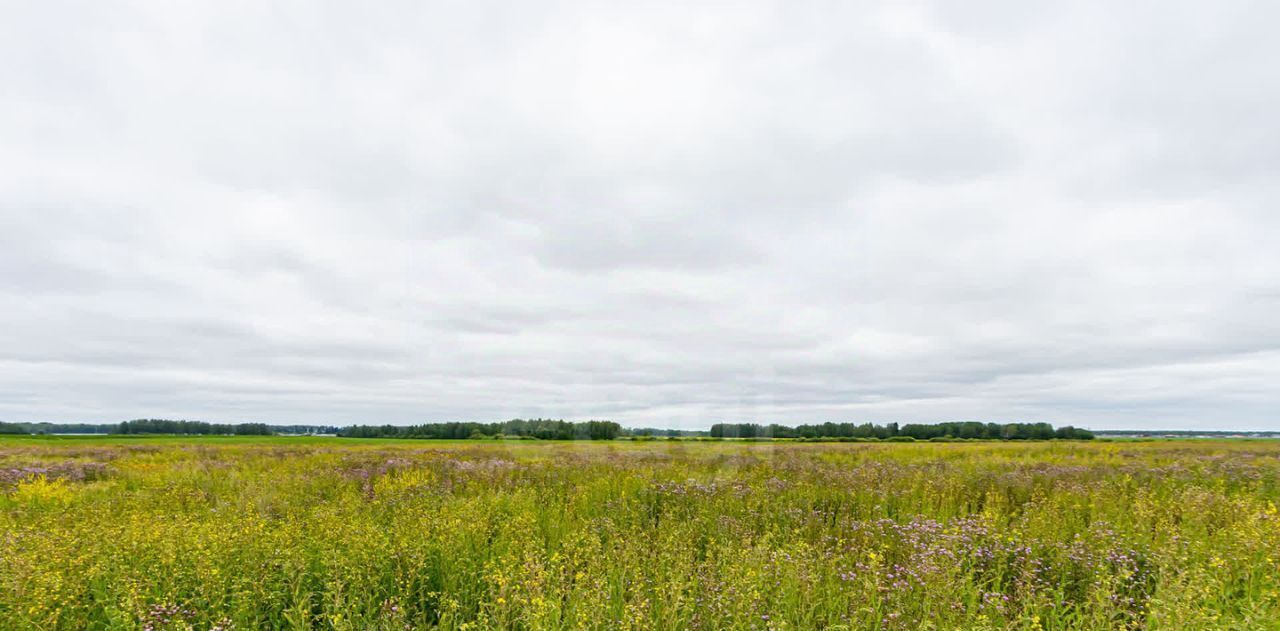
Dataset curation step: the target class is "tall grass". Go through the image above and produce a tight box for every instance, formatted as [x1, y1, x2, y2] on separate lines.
[2, 438, 1278, 629]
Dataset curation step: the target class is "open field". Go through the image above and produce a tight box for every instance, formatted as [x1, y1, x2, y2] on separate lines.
[2, 438, 1279, 630]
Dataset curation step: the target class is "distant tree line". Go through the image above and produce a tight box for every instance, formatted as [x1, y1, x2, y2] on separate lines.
[710, 421, 1093, 440]
[625, 427, 711, 437]
[1, 419, 1091, 441]
[0, 421, 343, 436]
[264, 425, 342, 435]
[339, 419, 622, 440]
[117, 419, 274, 435]
[0, 422, 117, 435]
[1093, 430, 1280, 438]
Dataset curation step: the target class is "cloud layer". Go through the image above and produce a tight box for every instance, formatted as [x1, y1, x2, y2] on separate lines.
[3, 1, 1278, 429]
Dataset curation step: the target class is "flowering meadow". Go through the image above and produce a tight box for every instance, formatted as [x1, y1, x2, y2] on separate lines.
[2, 437, 1278, 630]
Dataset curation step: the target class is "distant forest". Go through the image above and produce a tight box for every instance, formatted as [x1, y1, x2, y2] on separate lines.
[0, 419, 1095, 440]
[118, 420, 271, 435]
[340, 419, 623, 440]
[627, 427, 711, 437]
[0, 420, 339, 436]
[710, 421, 1094, 440]
[1093, 430, 1280, 438]
[1, 422, 117, 434]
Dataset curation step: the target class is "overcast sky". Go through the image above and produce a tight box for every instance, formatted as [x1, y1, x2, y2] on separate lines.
[3, 1, 1278, 429]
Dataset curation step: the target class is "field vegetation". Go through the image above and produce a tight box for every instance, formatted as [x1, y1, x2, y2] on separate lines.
[2, 437, 1278, 629]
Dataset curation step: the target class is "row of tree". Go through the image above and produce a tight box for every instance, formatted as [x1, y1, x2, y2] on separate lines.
[2, 419, 1090, 440]
[625, 427, 710, 437]
[339, 419, 622, 440]
[0, 422, 118, 434]
[3, 421, 343, 436]
[710, 421, 1094, 440]
[0, 420, 260, 435]
[117, 419, 273, 435]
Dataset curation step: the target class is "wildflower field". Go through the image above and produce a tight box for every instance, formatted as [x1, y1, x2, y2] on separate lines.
[2, 437, 1278, 630]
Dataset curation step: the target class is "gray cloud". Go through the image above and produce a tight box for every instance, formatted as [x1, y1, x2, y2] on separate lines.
[2, 0, 1278, 429]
